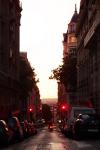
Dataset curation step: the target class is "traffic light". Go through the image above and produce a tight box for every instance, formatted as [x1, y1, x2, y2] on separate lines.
[61, 105, 66, 111]
[29, 107, 33, 112]
[60, 103, 69, 111]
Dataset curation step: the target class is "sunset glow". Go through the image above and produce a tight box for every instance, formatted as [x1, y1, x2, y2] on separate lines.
[20, 0, 80, 100]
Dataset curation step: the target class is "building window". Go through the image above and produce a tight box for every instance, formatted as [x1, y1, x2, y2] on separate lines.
[9, 48, 13, 58]
[68, 24, 75, 33]
[68, 36, 77, 43]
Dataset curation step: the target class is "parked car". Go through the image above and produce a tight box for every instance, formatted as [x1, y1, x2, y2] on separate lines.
[63, 106, 96, 136]
[73, 113, 100, 139]
[7, 117, 23, 142]
[20, 121, 28, 138]
[0, 120, 13, 145]
[32, 123, 37, 134]
[36, 120, 43, 128]
[27, 121, 37, 136]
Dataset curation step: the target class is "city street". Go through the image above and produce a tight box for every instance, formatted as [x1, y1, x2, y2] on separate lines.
[0, 1, 100, 150]
[1, 127, 100, 150]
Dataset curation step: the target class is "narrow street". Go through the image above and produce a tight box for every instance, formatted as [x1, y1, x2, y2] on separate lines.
[1, 127, 100, 150]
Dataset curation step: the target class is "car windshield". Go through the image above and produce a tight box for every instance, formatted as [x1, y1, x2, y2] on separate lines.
[74, 109, 94, 118]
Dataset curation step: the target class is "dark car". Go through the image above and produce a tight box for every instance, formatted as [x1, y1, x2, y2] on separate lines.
[7, 117, 23, 142]
[73, 114, 100, 139]
[27, 121, 37, 136]
[0, 120, 13, 145]
[20, 121, 28, 138]
[48, 122, 53, 131]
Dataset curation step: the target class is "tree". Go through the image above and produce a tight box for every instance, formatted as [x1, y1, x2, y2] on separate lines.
[42, 104, 52, 123]
[20, 57, 39, 99]
[49, 65, 62, 82]
[49, 55, 77, 92]
[61, 55, 77, 91]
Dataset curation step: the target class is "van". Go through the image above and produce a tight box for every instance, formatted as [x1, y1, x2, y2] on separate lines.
[63, 106, 95, 135]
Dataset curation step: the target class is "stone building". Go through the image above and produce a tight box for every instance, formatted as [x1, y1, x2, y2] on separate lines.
[76, 0, 100, 113]
[67, 5, 78, 57]
[0, 0, 22, 119]
[20, 52, 41, 122]
[58, 5, 78, 106]
[66, 5, 78, 104]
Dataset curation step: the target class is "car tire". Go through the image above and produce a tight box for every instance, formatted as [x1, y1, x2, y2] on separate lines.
[73, 123, 81, 140]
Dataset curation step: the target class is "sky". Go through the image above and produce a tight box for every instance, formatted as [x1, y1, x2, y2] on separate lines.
[20, 0, 80, 100]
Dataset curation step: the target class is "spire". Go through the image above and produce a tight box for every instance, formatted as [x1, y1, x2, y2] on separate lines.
[75, 4, 77, 14]
[70, 4, 78, 23]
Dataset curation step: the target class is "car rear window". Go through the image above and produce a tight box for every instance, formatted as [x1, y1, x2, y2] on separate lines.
[8, 118, 17, 127]
[74, 109, 94, 118]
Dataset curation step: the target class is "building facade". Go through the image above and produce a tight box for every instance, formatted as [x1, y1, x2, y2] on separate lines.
[67, 5, 78, 57]
[66, 5, 78, 104]
[20, 52, 41, 122]
[58, 5, 78, 106]
[76, 0, 100, 113]
[0, 0, 22, 119]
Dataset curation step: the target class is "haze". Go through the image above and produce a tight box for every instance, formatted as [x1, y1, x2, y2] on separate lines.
[20, 0, 80, 101]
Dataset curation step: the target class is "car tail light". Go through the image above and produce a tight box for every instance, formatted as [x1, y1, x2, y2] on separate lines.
[5, 127, 9, 131]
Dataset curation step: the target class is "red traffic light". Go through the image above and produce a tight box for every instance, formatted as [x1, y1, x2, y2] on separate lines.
[62, 105, 66, 110]
[61, 105, 66, 110]
[29, 108, 33, 112]
[60, 103, 69, 111]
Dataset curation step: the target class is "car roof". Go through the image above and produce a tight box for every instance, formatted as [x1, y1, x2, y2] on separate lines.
[71, 107, 94, 110]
